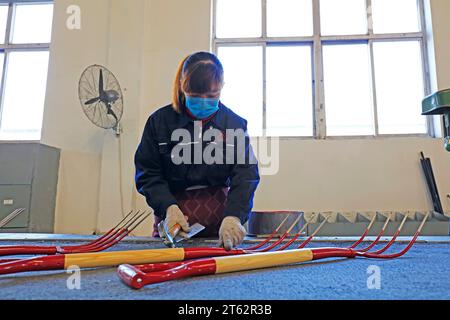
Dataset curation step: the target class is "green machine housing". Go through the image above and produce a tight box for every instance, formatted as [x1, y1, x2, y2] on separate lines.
[422, 89, 450, 151]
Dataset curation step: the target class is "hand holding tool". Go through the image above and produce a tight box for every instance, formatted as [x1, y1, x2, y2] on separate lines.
[159, 205, 191, 247]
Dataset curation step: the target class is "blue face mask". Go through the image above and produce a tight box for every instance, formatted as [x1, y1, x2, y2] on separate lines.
[185, 95, 220, 119]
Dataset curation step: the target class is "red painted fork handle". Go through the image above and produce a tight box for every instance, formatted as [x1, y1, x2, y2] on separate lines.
[0, 246, 57, 256]
[311, 248, 357, 260]
[0, 256, 65, 275]
[118, 259, 217, 290]
[132, 248, 247, 273]
[120, 248, 359, 290]
[133, 261, 187, 273]
[0, 258, 20, 264]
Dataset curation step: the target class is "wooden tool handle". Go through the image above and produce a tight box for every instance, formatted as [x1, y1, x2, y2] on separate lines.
[168, 223, 181, 238]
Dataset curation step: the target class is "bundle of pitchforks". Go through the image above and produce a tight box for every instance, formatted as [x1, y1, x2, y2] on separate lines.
[0, 210, 149, 261]
[0, 210, 429, 291]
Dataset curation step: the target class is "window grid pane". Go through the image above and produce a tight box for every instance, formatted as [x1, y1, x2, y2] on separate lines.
[0, 51, 50, 141]
[267, 0, 314, 37]
[0, 3, 53, 141]
[11, 3, 54, 44]
[214, 1, 429, 138]
[216, 0, 262, 38]
[218, 46, 264, 136]
[0, 5, 8, 44]
[320, 0, 368, 36]
[372, 0, 421, 34]
[323, 43, 375, 136]
[373, 41, 426, 135]
[266, 45, 313, 136]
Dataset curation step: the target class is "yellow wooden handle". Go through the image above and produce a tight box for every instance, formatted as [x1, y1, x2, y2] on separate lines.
[214, 249, 314, 274]
[64, 248, 185, 269]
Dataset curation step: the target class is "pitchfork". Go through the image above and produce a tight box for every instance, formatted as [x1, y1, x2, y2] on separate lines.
[120, 212, 405, 275]
[0, 212, 427, 282]
[0, 212, 321, 274]
[116, 213, 429, 289]
[115, 213, 327, 274]
[0, 210, 150, 256]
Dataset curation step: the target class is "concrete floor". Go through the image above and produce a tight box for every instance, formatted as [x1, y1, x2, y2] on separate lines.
[0, 239, 449, 300]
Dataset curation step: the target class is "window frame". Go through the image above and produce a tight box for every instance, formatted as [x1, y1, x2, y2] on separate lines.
[0, 0, 52, 142]
[212, 0, 433, 139]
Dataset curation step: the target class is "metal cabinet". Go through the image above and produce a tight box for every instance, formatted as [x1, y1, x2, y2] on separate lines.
[0, 143, 60, 233]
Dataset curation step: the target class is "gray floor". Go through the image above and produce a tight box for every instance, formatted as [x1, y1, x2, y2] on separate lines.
[0, 239, 449, 300]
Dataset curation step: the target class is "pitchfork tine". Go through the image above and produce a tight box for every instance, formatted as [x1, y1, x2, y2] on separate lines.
[245, 215, 291, 250]
[66, 211, 140, 249]
[359, 213, 429, 259]
[369, 214, 409, 255]
[62, 210, 138, 250]
[356, 215, 391, 252]
[88, 212, 151, 252]
[60, 211, 142, 253]
[276, 222, 309, 251]
[349, 214, 378, 249]
[85, 211, 147, 249]
[126, 211, 151, 234]
[257, 215, 303, 252]
[298, 216, 328, 249]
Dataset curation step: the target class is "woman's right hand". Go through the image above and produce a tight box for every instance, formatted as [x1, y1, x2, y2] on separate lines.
[163, 205, 191, 240]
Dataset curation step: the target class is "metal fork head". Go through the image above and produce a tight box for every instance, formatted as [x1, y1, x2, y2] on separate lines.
[60, 210, 150, 253]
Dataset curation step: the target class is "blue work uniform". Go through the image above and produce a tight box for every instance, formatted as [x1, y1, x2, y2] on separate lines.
[134, 102, 260, 224]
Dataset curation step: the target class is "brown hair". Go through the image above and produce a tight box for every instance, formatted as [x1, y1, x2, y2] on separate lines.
[172, 52, 224, 113]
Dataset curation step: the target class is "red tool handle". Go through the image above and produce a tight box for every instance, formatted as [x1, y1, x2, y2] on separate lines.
[0, 258, 19, 264]
[0, 256, 65, 275]
[132, 261, 187, 273]
[117, 259, 217, 290]
[0, 246, 58, 256]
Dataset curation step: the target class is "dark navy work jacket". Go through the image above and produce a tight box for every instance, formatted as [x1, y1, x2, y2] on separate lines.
[134, 102, 260, 224]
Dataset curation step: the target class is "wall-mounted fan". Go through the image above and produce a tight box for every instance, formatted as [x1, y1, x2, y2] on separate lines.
[78, 64, 127, 223]
[78, 64, 124, 135]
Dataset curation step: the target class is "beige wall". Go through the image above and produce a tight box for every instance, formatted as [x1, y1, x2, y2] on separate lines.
[41, 0, 449, 235]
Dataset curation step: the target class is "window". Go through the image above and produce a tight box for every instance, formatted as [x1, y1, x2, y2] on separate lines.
[213, 0, 430, 137]
[0, 2, 53, 141]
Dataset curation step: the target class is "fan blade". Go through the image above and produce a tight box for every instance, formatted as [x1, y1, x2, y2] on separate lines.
[84, 97, 100, 105]
[99, 69, 104, 95]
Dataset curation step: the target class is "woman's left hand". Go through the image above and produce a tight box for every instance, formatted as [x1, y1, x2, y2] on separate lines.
[218, 216, 246, 251]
